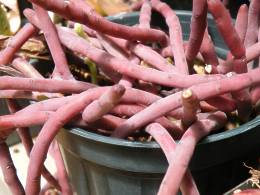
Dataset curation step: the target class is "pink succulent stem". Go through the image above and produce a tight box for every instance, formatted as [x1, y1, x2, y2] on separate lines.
[151, 0, 189, 74]
[32, 4, 74, 80]
[49, 141, 73, 195]
[82, 85, 125, 123]
[245, 0, 260, 52]
[146, 123, 199, 195]
[139, 0, 152, 29]
[0, 90, 37, 100]
[181, 89, 200, 128]
[25, 87, 123, 195]
[0, 23, 37, 65]
[112, 67, 260, 138]
[185, 0, 207, 65]
[200, 28, 219, 67]
[12, 57, 44, 79]
[208, 0, 247, 73]
[0, 76, 94, 93]
[158, 111, 227, 195]
[6, 99, 61, 191]
[234, 4, 248, 43]
[0, 141, 25, 195]
[27, 0, 167, 44]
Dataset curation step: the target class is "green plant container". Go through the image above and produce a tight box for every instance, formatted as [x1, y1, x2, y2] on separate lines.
[56, 11, 260, 195]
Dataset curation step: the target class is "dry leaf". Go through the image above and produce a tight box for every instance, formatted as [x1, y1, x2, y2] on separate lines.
[86, 0, 106, 15]
[0, 4, 11, 35]
[0, 65, 24, 77]
[0, 34, 47, 56]
[97, 0, 130, 15]
[193, 64, 206, 75]
[0, 0, 21, 34]
[86, 0, 140, 16]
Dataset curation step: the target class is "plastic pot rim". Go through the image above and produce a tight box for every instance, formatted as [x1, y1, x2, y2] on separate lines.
[65, 114, 260, 149]
[106, 10, 214, 21]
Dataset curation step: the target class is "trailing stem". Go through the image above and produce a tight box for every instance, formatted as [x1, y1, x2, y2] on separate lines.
[158, 111, 227, 195]
[0, 23, 37, 65]
[25, 87, 125, 195]
[32, 4, 74, 80]
[139, 0, 152, 29]
[146, 123, 199, 195]
[6, 99, 61, 191]
[185, 0, 207, 65]
[27, 0, 167, 44]
[0, 140, 25, 195]
[49, 141, 73, 195]
[151, 0, 189, 74]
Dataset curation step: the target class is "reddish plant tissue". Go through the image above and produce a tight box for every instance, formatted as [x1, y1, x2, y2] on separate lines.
[234, 189, 260, 195]
[0, 0, 259, 194]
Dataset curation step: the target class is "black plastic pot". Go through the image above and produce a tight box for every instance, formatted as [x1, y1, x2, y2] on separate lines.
[57, 11, 260, 195]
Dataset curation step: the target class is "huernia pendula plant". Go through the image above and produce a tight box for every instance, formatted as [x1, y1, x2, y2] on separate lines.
[0, 0, 260, 194]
